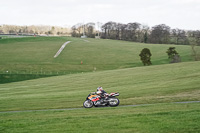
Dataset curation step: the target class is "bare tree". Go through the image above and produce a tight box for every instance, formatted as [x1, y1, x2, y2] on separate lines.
[126, 22, 141, 41]
[85, 22, 95, 38]
[139, 25, 150, 43]
[171, 28, 189, 45]
[101, 21, 116, 39]
[71, 23, 83, 37]
[120, 24, 127, 40]
[150, 24, 170, 44]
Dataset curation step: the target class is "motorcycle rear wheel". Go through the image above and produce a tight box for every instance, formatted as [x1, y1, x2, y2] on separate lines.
[83, 100, 93, 108]
[108, 98, 120, 107]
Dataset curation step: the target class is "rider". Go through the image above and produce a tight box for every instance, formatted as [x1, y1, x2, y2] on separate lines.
[96, 86, 108, 101]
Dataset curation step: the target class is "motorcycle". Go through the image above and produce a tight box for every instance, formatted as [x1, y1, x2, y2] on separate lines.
[83, 92, 120, 108]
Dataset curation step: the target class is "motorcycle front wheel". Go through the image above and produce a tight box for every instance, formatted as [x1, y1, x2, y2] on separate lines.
[108, 98, 120, 107]
[83, 100, 93, 108]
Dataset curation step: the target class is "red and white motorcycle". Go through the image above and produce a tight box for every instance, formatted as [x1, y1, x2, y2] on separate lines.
[83, 92, 120, 108]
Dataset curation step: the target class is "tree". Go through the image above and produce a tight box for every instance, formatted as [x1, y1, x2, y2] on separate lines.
[171, 28, 189, 45]
[166, 47, 178, 59]
[115, 23, 122, 40]
[144, 31, 148, 43]
[85, 22, 95, 38]
[101, 21, 117, 39]
[126, 22, 141, 41]
[190, 30, 200, 61]
[166, 47, 181, 63]
[150, 24, 170, 44]
[139, 48, 152, 65]
[120, 24, 127, 40]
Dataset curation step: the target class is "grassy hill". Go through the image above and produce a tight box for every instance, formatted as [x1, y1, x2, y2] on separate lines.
[0, 36, 194, 74]
[0, 61, 199, 111]
[0, 61, 200, 132]
[0, 37, 199, 132]
[0, 36, 194, 83]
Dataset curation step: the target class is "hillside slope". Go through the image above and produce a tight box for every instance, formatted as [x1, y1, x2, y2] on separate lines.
[0, 61, 199, 111]
[0, 37, 194, 74]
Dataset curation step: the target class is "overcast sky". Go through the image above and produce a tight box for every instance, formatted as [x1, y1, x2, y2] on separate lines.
[1, 0, 200, 30]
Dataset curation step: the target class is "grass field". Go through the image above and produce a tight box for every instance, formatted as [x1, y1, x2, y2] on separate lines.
[0, 36, 194, 83]
[0, 61, 199, 111]
[0, 36, 194, 74]
[0, 37, 199, 132]
[0, 103, 199, 133]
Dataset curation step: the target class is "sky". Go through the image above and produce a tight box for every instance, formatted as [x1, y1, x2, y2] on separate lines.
[1, 0, 200, 30]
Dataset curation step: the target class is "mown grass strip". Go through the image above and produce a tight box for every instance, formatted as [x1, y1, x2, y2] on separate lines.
[0, 61, 199, 112]
[0, 102, 199, 133]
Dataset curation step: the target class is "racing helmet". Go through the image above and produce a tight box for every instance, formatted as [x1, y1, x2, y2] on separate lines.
[97, 86, 103, 91]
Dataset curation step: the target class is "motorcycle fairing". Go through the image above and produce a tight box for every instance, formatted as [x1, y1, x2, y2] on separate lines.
[88, 95, 101, 102]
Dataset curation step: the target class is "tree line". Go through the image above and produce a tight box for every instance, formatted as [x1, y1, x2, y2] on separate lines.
[71, 21, 200, 45]
[71, 22, 96, 38]
[100, 21, 200, 45]
[0, 25, 71, 36]
[71, 21, 200, 61]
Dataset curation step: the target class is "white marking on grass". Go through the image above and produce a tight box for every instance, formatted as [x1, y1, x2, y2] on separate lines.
[54, 41, 71, 58]
[0, 101, 199, 114]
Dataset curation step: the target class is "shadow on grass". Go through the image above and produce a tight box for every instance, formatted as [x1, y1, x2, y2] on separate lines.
[0, 74, 56, 84]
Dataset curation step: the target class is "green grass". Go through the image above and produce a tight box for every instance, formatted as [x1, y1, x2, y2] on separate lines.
[0, 37, 194, 74]
[0, 37, 199, 132]
[0, 102, 199, 133]
[0, 36, 194, 83]
[0, 61, 199, 112]
[0, 74, 55, 84]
